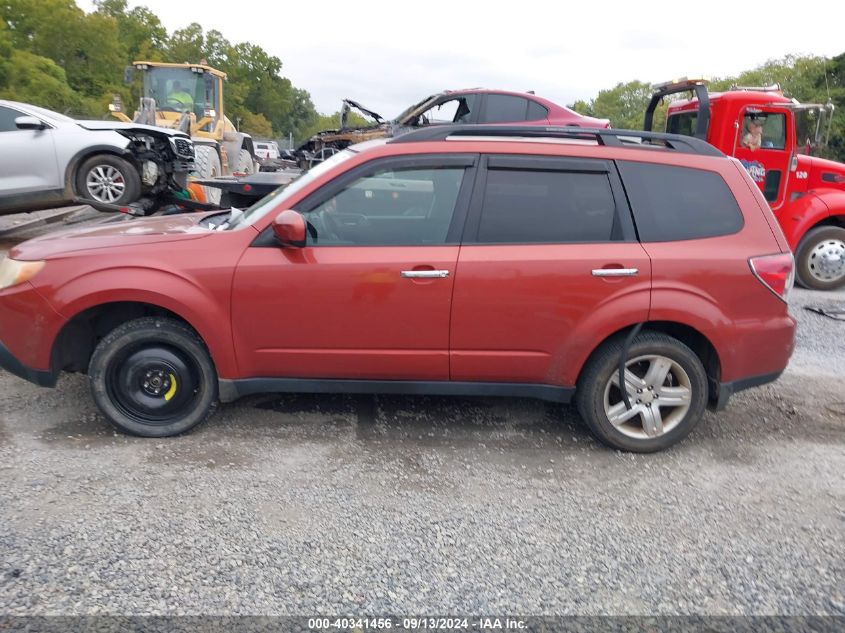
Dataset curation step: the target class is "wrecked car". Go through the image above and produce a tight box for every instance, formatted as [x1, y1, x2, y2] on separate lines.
[296, 89, 610, 168]
[0, 99, 194, 215]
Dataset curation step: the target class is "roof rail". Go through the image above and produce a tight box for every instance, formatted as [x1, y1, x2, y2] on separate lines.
[388, 125, 723, 157]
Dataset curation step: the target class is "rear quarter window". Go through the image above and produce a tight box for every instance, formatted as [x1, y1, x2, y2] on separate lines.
[616, 161, 744, 242]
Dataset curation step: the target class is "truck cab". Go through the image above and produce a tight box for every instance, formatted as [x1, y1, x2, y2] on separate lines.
[646, 78, 845, 290]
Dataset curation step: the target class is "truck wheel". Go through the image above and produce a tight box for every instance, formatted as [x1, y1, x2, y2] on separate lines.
[192, 145, 222, 205]
[233, 148, 256, 175]
[795, 226, 845, 290]
[88, 317, 218, 437]
[575, 331, 708, 453]
[76, 154, 141, 206]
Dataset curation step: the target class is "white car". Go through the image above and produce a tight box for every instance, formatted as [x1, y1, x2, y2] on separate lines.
[0, 100, 195, 215]
[254, 140, 280, 160]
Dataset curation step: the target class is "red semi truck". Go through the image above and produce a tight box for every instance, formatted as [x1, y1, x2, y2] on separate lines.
[645, 78, 844, 290]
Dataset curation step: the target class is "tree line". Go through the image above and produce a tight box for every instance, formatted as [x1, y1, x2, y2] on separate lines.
[0, 0, 324, 140]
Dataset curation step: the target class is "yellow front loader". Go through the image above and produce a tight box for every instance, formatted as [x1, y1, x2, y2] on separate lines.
[110, 61, 258, 200]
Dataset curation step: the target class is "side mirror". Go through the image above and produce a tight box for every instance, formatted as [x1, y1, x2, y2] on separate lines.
[15, 116, 47, 131]
[272, 210, 307, 247]
[123, 66, 135, 85]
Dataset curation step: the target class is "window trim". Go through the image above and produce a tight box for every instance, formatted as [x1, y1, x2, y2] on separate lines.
[462, 154, 638, 245]
[251, 154, 479, 248]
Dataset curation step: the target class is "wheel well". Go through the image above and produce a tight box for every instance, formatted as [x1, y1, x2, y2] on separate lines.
[52, 302, 196, 374]
[812, 216, 845, 231]
[580, 321, 721, 401]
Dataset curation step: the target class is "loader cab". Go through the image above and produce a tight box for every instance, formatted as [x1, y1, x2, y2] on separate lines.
[123, 62, 226, 137]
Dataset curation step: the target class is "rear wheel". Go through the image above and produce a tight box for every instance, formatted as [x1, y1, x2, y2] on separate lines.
[575, 331, 708, 452]
[795, 226, 845, 290]
[192, 145, 222, 205]
[88, 317, 218, 437]
[233, 148, 256, 175]
[76, 154, 141, 206]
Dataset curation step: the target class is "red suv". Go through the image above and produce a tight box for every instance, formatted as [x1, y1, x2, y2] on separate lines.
[0, 125, 796, 452]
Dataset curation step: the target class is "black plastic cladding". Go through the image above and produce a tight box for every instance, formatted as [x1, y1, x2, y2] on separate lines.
[388, 125, 724, 158]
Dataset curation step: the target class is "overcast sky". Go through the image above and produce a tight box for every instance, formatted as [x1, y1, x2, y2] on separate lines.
[78, 0, 845, 119]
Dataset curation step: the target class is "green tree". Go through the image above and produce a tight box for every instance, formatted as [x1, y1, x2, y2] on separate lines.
[93, 0, 167, 61]
[569, 80, 666, 131]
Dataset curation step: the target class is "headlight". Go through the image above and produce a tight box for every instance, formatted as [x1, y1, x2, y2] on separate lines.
[0, 258, 45, 290]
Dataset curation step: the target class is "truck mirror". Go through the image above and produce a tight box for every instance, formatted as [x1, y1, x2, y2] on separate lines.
[123, 66, 135, 85]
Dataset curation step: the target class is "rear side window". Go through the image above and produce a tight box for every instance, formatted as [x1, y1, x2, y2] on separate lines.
[527, 100, 549, 121]
[480, 95, 529, 123]
[477, 168, 619, 243]
[617, 161, 743, 241]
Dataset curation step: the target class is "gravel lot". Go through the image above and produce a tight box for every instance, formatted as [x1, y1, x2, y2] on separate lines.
[0, 213, 843, 616]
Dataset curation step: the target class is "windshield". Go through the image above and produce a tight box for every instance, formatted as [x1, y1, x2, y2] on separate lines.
[228, 149, 358, 229]
[143, 67, 219, 121]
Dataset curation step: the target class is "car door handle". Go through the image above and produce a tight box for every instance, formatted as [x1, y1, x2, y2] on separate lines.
[401, 270, 450, 279]
[592, 268, 639, 277]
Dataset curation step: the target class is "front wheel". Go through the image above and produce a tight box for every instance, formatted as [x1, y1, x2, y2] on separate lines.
[192, 145, 222, 205]
[76, 154, 141, 206]
[575, 331, 708, 452]
[88, 317, 218, 437]
[795, 226, 845, 290]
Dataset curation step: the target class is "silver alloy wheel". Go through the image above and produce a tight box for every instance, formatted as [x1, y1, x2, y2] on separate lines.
[602, 354, 693, 439]
[807, 238, 845, 283]
[85, 165, 127, 203]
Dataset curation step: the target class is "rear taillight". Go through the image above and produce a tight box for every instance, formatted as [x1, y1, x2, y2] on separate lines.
[749, 253, 795, 302]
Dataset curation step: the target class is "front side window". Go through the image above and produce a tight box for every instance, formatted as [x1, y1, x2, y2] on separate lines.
[0, 106, 25, 133]
[739, 112, 786, 151]
[476, 168, 618, 243]
[417, 96, 477, 125]
[480, 95, 531, 123]
[304, 166, 466, 245]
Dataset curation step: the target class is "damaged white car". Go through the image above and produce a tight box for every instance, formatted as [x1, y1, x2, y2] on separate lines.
[0, 99, 194, 215]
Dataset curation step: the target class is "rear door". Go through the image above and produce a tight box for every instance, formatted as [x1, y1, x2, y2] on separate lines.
[450, 155, 651, 386]
[0, 105, 61, 196]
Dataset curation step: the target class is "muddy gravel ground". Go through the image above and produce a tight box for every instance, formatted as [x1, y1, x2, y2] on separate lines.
[0, 213, 843, 616]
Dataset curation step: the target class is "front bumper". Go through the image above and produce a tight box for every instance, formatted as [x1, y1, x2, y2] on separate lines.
[0, 339, 57, 387]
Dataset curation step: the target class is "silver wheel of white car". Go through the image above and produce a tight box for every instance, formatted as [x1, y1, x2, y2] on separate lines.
[76, 155, 141, 207]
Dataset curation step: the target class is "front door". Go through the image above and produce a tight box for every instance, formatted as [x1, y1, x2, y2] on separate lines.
[0, 105, 61, 197]
[231, 155, 477, 380]
[733, 106, 793, 209]
[450, 155, 651, 386]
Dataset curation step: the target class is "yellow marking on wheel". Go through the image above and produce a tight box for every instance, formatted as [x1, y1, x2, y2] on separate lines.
[164, 374, 177, 401]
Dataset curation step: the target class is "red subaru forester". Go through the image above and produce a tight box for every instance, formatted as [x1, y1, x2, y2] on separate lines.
[0, 125, 796, 452]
